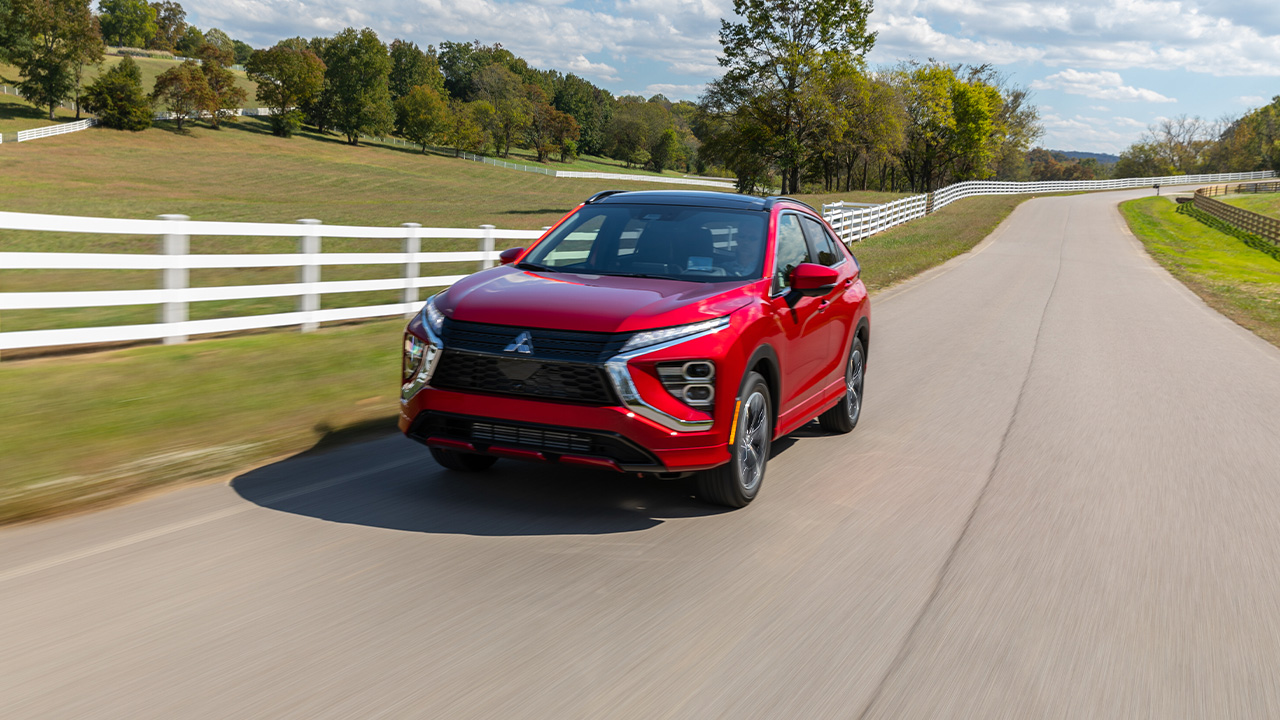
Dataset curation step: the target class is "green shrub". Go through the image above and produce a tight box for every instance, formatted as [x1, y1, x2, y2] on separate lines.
[82, 56, 153, 131]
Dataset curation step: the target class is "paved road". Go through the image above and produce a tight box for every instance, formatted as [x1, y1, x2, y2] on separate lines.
[4, 188, 1280, 718]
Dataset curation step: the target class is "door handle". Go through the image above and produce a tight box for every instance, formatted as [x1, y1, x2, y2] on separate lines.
[818, 300, 830, 312]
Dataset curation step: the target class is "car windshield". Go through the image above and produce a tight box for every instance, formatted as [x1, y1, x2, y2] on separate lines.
[520, 204, 768, 282]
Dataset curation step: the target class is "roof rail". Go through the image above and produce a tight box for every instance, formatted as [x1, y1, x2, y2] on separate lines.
[762, 196, 819, 213]
[585, 190, 628, 204]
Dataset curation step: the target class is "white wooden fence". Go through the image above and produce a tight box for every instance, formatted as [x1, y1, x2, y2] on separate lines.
[0, 212, 542, 352]
[822, 170, 1278, 243]
[13, 118, 98, 143]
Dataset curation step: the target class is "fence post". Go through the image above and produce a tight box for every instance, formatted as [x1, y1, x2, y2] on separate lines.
[402, 222, 421, 317]
[480, 224, 495, 270]
[298, 219, 321, 332]
[158, 214, 189, 345]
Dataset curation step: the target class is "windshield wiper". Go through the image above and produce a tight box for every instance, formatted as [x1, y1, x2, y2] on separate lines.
[515, 261, 560, 273]
[588, 270, 679, 281]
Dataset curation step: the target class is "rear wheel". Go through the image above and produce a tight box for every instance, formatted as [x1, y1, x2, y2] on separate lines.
[818, 337, 864, 434]
[696, 371, 771, 508]
[430, 447, 499, 472]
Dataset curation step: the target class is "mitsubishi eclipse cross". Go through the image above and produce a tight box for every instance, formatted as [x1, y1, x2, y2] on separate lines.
[399, 190, 870, 507]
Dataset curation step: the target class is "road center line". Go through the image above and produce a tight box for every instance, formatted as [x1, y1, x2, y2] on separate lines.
[0, 457, 417, 585]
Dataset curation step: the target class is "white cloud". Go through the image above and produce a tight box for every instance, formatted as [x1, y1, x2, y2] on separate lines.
[567, 55, 620, 82]
[1038, 112, 1144, 153]
[1030, 69, 1175, 102]
[644, 83, 706, 99]
[1236, 95, 1268, 106]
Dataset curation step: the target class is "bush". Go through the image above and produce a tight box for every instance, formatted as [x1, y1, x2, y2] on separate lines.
[269, 109, 304, 137]
[82, 56, 153, 131]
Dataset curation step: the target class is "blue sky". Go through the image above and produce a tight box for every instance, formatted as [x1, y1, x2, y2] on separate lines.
[183, 0, 1280, 154]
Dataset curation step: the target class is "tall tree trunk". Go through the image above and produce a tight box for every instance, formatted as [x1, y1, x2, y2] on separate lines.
[861, 158, 868, 191]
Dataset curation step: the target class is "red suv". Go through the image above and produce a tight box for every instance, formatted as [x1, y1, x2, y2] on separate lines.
[399, 190, 869, 507]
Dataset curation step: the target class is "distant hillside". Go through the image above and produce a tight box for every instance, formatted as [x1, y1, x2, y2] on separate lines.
[1050, 150, 1121, 165]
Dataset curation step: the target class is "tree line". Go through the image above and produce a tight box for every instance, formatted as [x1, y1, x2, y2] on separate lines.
[1110, 103, 1280, 179]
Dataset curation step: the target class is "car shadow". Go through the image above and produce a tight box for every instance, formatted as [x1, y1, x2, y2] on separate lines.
[232, 428, 733, 537]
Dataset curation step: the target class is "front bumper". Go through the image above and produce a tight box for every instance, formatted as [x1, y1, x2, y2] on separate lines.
[399, 388, 732, 473]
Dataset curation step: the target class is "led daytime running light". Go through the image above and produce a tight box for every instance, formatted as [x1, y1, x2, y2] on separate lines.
[621, 317, 730, 352]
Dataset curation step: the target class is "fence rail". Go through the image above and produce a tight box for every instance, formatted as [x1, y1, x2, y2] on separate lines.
[822, 170, 1277, 243]
[0, 212, 542, 352]
[1192, 183, 1280, 245]
[458, 151, 736, 188]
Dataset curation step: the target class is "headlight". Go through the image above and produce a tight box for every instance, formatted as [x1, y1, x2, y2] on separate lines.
[621, 316, 731, 353]
[423, 296, 445, 336]
[403, 334, 427, 382]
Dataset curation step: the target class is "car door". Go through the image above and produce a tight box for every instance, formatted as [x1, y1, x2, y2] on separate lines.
[799, 213, 857, 387]
[767, 212, 830, 412]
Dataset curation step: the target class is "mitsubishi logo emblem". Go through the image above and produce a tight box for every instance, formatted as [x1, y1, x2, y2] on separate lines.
[504, 331, 534, 354]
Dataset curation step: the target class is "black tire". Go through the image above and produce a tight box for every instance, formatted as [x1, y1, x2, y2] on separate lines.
[696, 371, 771, 508]
[430, 447, 499, 471]
[818, 337, 865, 434]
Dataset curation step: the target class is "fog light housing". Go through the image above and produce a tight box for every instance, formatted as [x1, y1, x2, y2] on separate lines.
[657, 360, 716, 409]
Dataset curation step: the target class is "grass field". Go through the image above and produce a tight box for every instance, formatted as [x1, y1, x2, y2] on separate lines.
[1121, 197, 1280, 348]
[0, 113, 1018, 523]
[1220, 191, 1280, 218]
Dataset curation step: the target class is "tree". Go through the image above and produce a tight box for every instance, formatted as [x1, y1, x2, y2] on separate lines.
[524, 84, 578, 162]
[396, 84, 447, 152]
[551, 72, 612, 155]
[172, 22, 200, 54]
[323, 27, 394, 144]
[231, 39, 251, 64]
[69, 12, 104, 118]
[389, 39, 444, 132]
[81, 53, 151, 129]
[146, 0, 183, 50]
[151, 58, 210, 130]
[97, 0, 156, 48]
[715, 0, 876, 193]
[10, 0, 100, 119]
[195, 42, 245, 127]
[200, 26, 232, 56]
[0, 0, 32, 64]
[649, 128, 678, 172]
[474, 63, 529, 157]
[441, 97, 487, 156]
[244, 43, 325, 136]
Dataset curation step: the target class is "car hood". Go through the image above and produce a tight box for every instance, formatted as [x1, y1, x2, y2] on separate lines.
[436, 266, 756, 333]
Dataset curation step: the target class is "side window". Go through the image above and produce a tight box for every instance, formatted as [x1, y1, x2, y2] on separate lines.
[800, 215, 843, 267]
[773, 213, 812, 294]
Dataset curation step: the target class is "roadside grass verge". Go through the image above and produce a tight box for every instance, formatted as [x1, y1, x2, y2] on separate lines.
[0, 187, 1031, 524]
[1219, 192, 1280, 218]
[1120, 197, 1280, 348]
[0, 319, 404, 525]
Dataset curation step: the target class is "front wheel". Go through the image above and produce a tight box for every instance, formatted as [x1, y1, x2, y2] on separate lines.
[818, 337, 865, 434]
[696, 371, 771, 508]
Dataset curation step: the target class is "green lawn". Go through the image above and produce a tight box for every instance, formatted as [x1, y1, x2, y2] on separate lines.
[1219, 191, 1280, 218]
[1121, 197, 1280, 348]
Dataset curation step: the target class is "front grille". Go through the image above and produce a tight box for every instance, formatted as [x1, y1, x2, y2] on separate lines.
[431, 349, 616, 405]
[410, 413, 661, 468]
[472, 422, 593, 453]
[442, 319, 631, 363]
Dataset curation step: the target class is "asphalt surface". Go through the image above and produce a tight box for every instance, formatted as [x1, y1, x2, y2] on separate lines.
[4, 188, 1280, 718]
